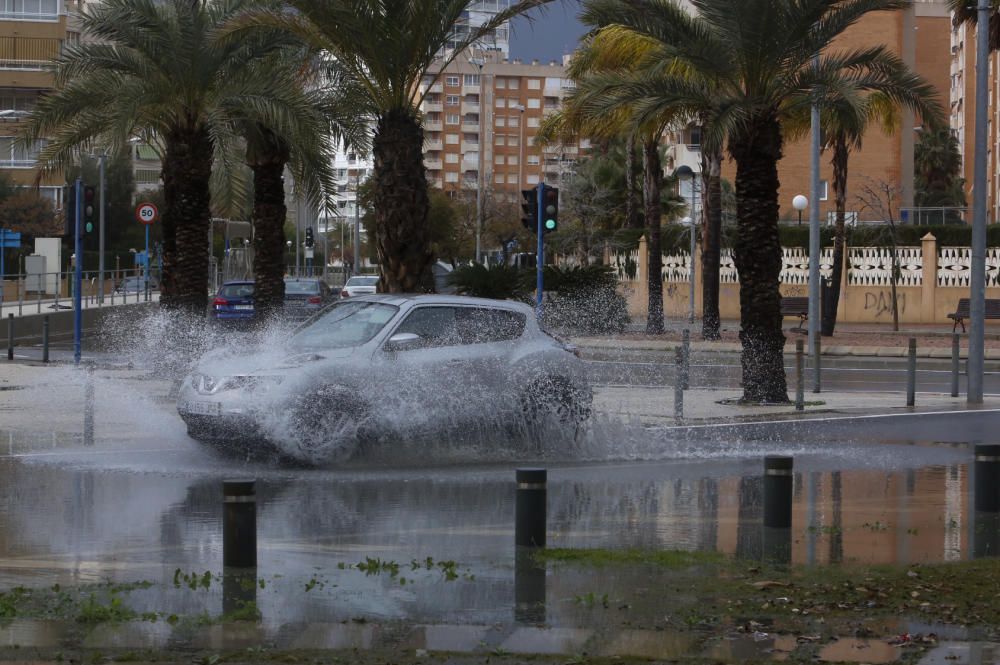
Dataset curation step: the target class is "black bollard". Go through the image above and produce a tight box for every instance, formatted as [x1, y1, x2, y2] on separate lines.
[906, 338, 916, 407]
[42, 315, 49, 363]
[763, 456, 793, 529]
[514, 548, 546, 624]
[222, 569, 258, 617]
[795, 339, 804, 411]
[515, 468, 546, 548]
[952, 334, 960, 398]
[674, 347, 684, 422]
[974, 444, 1000, 514]
[83, 367, 94, 446]
[6, 313, 12, 361]
[223, 480, 257, 568]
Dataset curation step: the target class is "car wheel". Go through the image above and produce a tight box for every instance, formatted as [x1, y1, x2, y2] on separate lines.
[520, 375, 592, 426]
[287, 386, 370, 464]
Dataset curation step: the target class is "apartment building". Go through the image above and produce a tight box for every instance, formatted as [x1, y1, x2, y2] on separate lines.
[715, 0, 952, 223]
[0, 0, 79, 207]
[417, 51, 588, 202]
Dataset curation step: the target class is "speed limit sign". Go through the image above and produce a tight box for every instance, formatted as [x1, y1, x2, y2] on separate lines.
[135, 202, 159, 225]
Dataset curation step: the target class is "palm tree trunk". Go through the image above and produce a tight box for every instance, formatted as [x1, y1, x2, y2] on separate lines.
[248, 133, 290, 321]
[625, 134, 644, 229]
[373, 109, 433, 292]
[701, 145, 722, 340]
[729, 115, 788, 403]
[160, 125, 212, 315]
[643, 138, 664, 334]
[822, 136, 849, 336]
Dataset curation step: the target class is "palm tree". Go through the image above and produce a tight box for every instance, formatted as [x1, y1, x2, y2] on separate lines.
[785, 87, 941, 337]
[22, 0, 311, 315]
[230, 0, 550, 293]
[914, 126, 966, 209]
[577, 0, 940, 402]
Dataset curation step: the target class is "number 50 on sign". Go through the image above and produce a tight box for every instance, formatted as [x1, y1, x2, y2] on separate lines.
[136, 203, 158, 225]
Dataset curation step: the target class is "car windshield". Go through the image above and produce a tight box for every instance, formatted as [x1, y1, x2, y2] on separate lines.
[218, 284, 254, 298]
[346, 276, 379, 287]
[284, 280, 320, 294]
[289, 301, 397, 349]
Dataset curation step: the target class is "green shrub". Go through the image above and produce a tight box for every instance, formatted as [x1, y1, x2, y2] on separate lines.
[448, 263, 533, 300]
[541, 265, 629, 334]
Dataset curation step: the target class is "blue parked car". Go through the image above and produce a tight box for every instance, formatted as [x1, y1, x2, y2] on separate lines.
[211, 281, 255, 324]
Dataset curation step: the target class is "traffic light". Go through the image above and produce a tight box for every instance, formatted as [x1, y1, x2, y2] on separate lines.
[542, 186, 558, 233]
[305, 226, 314, 248]
[82, 185, 96, 238]
[63, 184, 76, 236]
[520, 187, 537, 233]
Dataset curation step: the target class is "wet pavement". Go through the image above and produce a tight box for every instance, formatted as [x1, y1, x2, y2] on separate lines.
[3, 343, 1000, 660]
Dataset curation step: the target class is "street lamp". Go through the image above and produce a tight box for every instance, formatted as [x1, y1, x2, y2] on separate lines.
[792, 194, 808, 227]
[470, 56, 485, 264]
[673, 164, 697, 325]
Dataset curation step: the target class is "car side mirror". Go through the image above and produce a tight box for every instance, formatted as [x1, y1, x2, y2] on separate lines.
[385, 332, 422, 353]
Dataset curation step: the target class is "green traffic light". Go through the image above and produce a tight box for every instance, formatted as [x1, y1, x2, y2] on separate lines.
[85, 222, 93, 233]
[545, 219, 556, 230]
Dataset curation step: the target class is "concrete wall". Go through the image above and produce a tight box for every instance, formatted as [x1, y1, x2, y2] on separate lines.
[5, 302, 156, 347]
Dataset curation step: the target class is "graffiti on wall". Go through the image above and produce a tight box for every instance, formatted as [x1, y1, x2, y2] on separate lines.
[863, 291, 905, 318]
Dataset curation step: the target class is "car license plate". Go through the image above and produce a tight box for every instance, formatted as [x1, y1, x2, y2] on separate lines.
[181, 400, 221, 416]
[234, 305, 253, 310]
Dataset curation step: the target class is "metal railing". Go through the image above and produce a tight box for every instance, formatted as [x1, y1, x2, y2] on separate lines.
[0, 36, 61, 70]
[900, 207, 972, 226]
[0, 268, 158, 316]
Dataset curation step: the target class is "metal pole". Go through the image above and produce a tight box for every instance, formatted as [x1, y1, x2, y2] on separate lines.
[674, 346, 684, 422]
[952, 333, 960, 398]
[223, 480, 257, 568]
[809, 55, 822, 393]
[98, 154, 106, 304]
[688, 210, 695, 325]
[42, 315, 49, 363]
[353, 171, 361, 275]
[681, 328, 690, 390]
[515, 468, 546, 548]
[535, 183, 545, 319]
[6, 313, 12, 361]
[73, 178, 82, 366]
[795, 338, 804, 411]
[83, 367, 94, 447]
[906, 337, 917, 407]
[144, 224, 150, 302]
[969, 0, 990, 404]
[475, 60, 484, 265]
[812, 336, 821, 393]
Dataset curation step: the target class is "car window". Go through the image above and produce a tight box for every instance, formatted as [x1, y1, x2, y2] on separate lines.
[219, 284, 254, 298]
[289, 301, 398, 349]
[394, 306, 461, 348]
[456, 307, 526, 344]
[346, 276, 379, 287]
[284, 280, 320, 294]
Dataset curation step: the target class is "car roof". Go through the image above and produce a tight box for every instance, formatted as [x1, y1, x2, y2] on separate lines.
[221, 280, 254, 286]
[285, 277, 320, 282]
[347, 293, 535, 314]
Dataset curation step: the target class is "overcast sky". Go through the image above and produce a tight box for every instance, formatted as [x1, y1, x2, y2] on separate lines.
[508, 3, 587, 63]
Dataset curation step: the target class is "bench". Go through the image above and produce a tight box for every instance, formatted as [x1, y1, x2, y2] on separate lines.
[781, 296, 810, 332]
[948, 298, 1000, 332]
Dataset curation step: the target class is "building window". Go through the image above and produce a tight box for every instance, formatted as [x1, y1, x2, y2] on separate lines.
[508, 174, 519, 184]
[446, 153, 459, 163]
[526, 174, 539, 184]
[820, 180, 829, 201]
[495, 174, 504, 184]
[527, 116, 540, 128]
[446, 75, 460, 86]
[495, 78, 506, 89]
[496, 116, 506, 127]
[527, 98, 540, 109]
[545, 77, 561, 88]
[507, 154, 518, 166]
[508, 135, 519, 147]
[463, 74, 480, 86]
[495, 155, 504, 165]
[495, 135, 506, 146]
[527, 155, 539, 165]
[445, 172, 459, 183]
[0, 136, 44, 167]
[495, 97, 506, 108]
[507, 78, 520, 90]
[446, 95, 459, 106]
[464, 151, 479, 163]
[527, 79, 541, 90]
[446, 134, 459, 144]
[0, 0, 58, 20]
[509, 115, 520, 128]
[135, 168, 161, 185]
[446, 113, 459, 124]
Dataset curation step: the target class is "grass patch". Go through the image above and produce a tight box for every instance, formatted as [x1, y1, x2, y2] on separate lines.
[537, 548, 726, 568]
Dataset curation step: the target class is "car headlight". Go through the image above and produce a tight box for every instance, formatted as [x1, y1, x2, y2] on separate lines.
[192, 374, 282, 394]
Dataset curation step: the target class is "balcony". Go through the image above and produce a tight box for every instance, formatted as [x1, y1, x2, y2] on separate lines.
[424, 139, 443, 150]
[461, 141, 480, 152]
[424, 159, 443, 170]
[0, 37, 61, 70]
[429, 83, 442, 93]
[460, 102, 480, 115]
[423, 102, 443, 112]
[424, 120, 443, 131]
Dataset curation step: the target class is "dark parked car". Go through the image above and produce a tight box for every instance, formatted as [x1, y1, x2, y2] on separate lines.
[115, 275, 159, 294]
[211, 281, 255, 324]
[284, 278, 335, 320]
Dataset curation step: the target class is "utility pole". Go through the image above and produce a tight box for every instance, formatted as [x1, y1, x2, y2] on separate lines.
[98, 153, 106, 304]
[968, 0, 990, 403]
[353, 169, 361, 275]
[808, 55, 822, 392]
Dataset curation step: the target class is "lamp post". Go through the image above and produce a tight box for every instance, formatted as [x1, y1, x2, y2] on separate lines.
[285, 240, 292, 274]
[673, 165, 698, 325]
[470, 56, 485, 264]
[793, 194, 808, 227]
[968, 0, 990, 403]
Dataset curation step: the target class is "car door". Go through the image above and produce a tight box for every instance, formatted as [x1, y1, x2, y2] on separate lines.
[453, 306, 528, 414]
[377, 305, 486, 427]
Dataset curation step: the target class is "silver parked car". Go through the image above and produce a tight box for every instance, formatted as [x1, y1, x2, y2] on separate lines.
[177, 294, 591, 464]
